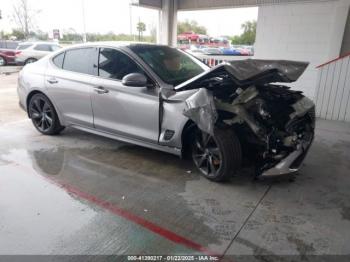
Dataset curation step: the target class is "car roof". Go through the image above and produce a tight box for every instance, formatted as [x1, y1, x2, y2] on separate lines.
[19, 41, 59, 45]
[62, 41, 168, 49]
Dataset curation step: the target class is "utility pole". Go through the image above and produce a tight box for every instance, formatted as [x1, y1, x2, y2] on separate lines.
[129, 3, 133, 39]
[81, 0, 87, 42]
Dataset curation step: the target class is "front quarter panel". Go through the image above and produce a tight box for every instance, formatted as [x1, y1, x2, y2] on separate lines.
[159, 89, 198, 149]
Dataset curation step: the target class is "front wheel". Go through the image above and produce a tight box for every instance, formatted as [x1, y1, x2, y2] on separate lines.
[192, 128, 242, 182]
[28, 93, 65, 135]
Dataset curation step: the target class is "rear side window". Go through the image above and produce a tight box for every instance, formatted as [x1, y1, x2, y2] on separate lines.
[63, 48, 96, 75]
[98, 48, 144, 80]
[52, 52, 65, 68]
[34, 44, 52, 51]
[17, 44, 32, 50]
[51, 45, 61, 51]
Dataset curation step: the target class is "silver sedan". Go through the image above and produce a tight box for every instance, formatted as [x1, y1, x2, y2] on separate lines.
[17, 42, 315, 182]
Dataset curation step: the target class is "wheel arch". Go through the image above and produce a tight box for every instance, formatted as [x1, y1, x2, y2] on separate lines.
[24, 57, 38, 65]
[180, 119, 197, 158]
[26, 90, 64, 125]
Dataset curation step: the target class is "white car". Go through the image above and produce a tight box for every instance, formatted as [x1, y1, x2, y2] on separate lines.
[15, 42, 61, 65]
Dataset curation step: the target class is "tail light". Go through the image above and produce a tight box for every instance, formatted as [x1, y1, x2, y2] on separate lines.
[15, 51, 21, 56]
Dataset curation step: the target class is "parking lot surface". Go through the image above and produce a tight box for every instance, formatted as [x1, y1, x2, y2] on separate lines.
[0, 71, 350, 260]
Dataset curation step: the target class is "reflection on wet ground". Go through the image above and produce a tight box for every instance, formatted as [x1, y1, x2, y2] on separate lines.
[2, 144, 268, 254]
[1, 120, 350, 258]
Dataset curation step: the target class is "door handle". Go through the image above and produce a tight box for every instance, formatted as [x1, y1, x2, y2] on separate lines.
[47, 78, 58, 84]
[94, 86, 109, 94]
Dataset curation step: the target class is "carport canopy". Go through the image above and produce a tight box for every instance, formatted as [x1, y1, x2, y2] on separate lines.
[132, 0, 339, 46]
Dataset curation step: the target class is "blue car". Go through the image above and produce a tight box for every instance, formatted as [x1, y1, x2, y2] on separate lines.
[220, 47, 241, 55]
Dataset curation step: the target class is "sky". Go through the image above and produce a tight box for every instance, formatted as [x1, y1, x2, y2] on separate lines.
[0, 0, 258, 37]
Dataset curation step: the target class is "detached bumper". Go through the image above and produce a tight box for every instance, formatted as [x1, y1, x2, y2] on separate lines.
[261, 141, 312, 177]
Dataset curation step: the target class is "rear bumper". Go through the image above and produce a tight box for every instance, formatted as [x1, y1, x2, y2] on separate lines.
[14, 59, 25, 66]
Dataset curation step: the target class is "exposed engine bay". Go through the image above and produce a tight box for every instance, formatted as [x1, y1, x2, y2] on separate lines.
[174, 59, 315, 177]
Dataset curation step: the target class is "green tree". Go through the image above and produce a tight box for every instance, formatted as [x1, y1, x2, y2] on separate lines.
[230, 20, 256, 45]
[136, 22, 146, 41]
[177, 20, 207, 35]
[11, 28, 25, 40]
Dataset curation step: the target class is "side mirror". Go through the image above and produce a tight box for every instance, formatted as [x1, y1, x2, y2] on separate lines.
[122, 73, 147, 87]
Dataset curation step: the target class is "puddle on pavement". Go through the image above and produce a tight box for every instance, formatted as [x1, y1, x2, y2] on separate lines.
[0, 135, 279, 254]
[1, 145, 240, 251]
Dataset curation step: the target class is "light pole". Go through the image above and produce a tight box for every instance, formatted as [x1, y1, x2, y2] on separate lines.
[81, 0, 87, 42]
[129, 3, 133, 38]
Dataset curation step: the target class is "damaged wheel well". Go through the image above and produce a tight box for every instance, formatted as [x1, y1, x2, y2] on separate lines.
[181, 120, 196, 159]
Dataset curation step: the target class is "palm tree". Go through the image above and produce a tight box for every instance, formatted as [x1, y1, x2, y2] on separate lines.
[136, 22, 146, 41]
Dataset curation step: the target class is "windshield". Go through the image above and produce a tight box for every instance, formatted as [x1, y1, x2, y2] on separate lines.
[129, 45, 207, 86]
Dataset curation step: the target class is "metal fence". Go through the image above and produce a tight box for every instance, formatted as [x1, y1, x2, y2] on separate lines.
[193, 54, 251, 67]
[315, 53, 350, 122]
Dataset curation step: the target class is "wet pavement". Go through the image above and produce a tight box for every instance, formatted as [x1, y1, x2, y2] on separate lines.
[0, 73, 350, 260]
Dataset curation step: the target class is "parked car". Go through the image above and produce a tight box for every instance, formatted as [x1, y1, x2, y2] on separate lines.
[219, 47, 241, 56]
[17, 42, 315, 182]
[237, 47, 251, 56]
[177, 31, 200, 42]
[0, 40, 19, 50]
[15, 42, 62, 65]
[0, 49, 20, 66]
[201, 47, 223, 55]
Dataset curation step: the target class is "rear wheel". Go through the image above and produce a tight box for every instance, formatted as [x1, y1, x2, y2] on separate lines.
[25, 58, 37, 65]
[0, 56, 6, 66]
[28, 93, 65, 135]
[192, 127, 242, 182]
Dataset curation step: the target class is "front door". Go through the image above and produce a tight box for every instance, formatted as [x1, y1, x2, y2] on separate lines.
[91, 47, 159, 143]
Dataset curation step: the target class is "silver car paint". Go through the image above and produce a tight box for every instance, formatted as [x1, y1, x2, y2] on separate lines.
[45, 62, 95, 128]
[18, 42, 197, 156]
[91, 76, 160, 143]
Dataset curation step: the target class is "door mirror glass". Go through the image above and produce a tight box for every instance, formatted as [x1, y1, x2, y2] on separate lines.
[122, 73, 147, 87]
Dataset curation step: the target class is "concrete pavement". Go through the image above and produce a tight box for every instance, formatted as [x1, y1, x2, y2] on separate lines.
[0, 72, 349, 261]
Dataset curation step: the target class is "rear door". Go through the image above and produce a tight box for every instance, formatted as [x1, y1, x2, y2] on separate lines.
[32, 44, 54, 59]
[46, 47, 98, 127]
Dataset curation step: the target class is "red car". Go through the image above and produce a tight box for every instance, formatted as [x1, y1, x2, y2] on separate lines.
[0, 49, 19, 66]
[177, 31, 200, 42]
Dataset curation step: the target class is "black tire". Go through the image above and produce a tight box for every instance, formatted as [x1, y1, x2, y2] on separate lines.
[0, 56, 6, 66]
[192, 127, 242, 182]
[25, 58, 37, 65]
[28, 93, 65, 135]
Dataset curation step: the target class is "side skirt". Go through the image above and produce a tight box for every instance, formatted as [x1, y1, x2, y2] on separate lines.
[70, 124, 182, 157]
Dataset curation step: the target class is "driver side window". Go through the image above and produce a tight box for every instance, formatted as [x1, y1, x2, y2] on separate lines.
[98, 48, 144, 80]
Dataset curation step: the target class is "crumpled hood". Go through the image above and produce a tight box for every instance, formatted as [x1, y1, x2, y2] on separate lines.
[175, 59, 309, 91]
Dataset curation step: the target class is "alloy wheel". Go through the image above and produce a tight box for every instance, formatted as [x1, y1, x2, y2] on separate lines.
[25, 58, 37, 65]
[192, 130, 222, 177]
[0, 56, 5, 66]
[29, 97, 53, 132]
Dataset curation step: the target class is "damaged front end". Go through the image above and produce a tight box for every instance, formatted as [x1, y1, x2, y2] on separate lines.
[175, 59, 315, 177]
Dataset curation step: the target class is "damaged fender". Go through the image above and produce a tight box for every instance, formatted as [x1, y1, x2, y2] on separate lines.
[183, 88, 217, 135]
